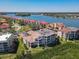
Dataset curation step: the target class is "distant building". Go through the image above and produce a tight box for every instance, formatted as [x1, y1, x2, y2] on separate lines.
[22, 29, 59, 48]
[57, 27, 79, 40]
[46, 23, 65, 30]
[67, 27, 79, 40]
[0, 33, 18, 52]
[0, 18, 10, 32]
[76, 30, 79, 39]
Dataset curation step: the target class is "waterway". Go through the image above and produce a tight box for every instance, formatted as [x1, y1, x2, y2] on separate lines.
[3, 13, 79, 28]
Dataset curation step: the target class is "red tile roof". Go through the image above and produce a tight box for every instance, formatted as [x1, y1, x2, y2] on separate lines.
[0, 23, 9, 29]
[56, 23, 65, 27]
[61, 28, 71, 33]
[0, 25, 9, 29]
[29, 20, 36, 23]
[40, 21, 48, 25]
[61, 27, 79, 34]
[22, 31, 41, 43]
[47, 23, 65, 28]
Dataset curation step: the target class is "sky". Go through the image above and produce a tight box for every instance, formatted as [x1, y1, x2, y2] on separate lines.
[0, 0, 79, 12]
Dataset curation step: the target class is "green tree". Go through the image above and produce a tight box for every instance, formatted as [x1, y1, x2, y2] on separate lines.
[0, 29, 2, 32]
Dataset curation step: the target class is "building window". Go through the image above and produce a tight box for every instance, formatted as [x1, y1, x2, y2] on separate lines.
[3, 42, 7, 44]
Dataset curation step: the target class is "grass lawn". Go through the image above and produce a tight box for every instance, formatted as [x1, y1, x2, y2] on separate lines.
[31, 42, 79, 59]
[31, 47, 45, 54]
[0, 54, 16, 59]
[0, 37, 79, 59]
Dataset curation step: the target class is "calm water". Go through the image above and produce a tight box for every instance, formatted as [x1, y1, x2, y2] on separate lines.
[4, 14, 79, 28]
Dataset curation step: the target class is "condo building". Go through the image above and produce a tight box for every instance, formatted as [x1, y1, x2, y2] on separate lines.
[0, 33, 18, 52]
[57, 27, 79, 40]
[22, 29, 59, 48]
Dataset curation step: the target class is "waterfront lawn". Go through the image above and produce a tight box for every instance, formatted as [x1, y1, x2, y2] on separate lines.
[0, 54, 16, 59]
[31, 42, 79, 59]
[0, 37, 79, 59]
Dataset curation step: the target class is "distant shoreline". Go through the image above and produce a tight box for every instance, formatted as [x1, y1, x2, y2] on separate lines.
[0, 12, 79, 19]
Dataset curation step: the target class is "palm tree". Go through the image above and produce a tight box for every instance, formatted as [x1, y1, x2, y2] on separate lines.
[46, 37, 48, 47]
[44, 36, 48, 48]
[37, 39, 40, 47]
